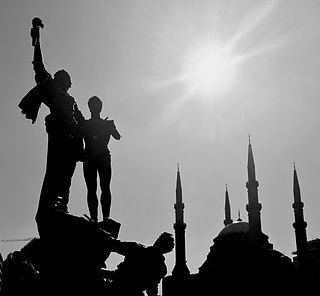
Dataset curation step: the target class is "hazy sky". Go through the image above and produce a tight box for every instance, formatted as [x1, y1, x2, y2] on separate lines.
[1, 0, 320, 275]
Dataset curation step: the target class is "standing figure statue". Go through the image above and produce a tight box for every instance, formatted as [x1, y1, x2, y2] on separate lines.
[82, 96, 121, 222]
[19, 18, 84, 223]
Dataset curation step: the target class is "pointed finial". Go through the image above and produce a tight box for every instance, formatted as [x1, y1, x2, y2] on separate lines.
[247, 134, 257, 182]
[177, 162, 180, 172]
[237, 209, 242, 221]
[175, 162, 182, 204]
[248, 134, 251, 145]
[225, 183, 228, 191]
[293, 161, 296, 170]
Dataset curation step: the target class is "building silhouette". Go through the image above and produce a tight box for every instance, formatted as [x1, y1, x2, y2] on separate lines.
[163, 140, 320, 295]
[2, 140, 320, 295]
[172, 164, 190, 278]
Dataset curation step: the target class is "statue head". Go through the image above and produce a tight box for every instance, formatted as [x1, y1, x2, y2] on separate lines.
[54, 69, 72, 91]
[153, 232, 174, 254]
[32, 17, 44, 29]
[88, 96, 103, 115]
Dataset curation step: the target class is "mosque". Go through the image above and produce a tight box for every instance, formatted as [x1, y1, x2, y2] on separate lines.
[1, 139, 319, 295]
[162, 140, 320, 295]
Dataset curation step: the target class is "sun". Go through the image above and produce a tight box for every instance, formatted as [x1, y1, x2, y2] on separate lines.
[181, 41, 240, 98]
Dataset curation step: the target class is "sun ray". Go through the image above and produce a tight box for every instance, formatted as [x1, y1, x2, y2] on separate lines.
[147, 0, 290, 139]
[228, 0, 280, 49]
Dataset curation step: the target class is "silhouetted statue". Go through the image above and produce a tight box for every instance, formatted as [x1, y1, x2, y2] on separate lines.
[2, 204, 172, 296]
[2, 250, 40, 296]
[19, 18, 84, 222]
[82, 96, 121, 221]
[106, 232, 174, 296]
[35, 206, 121, 295]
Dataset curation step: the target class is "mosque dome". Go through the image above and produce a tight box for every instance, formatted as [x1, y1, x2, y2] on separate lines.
[218, 221, 249, 237]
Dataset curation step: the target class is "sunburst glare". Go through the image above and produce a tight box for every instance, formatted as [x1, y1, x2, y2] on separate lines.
[180, 40, 241, 98]
[148, 0, 283, 138]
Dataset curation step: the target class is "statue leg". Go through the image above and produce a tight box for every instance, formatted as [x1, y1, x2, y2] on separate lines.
[56, 158, 77, 212]
[36, 136, 61, 217]
[83, 160, 98, 222]
[36, 136, 66, 232]
[99, 157, 112, 220]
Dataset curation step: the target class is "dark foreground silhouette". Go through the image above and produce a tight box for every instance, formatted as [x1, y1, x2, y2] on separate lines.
[1, 207, 174, 296]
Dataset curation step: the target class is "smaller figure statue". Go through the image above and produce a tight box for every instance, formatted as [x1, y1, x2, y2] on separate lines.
[82, 96, 121, 222]
[106, 232, 175, 296]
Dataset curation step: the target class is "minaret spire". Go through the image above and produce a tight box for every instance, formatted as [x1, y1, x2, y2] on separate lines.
[245, 138, 263, 246]
[176, 163, 182, 204]
[172, 165, 190, 277]
[224, 184, 233, 226]
[237, 209, 242, 222]
[292, 164, 308, 267]
[247, 136, 257, 185]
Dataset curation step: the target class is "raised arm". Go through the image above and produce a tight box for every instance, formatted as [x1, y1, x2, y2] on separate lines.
[31, 17, 50, 84]
[111, 240, 143, 257]
[33, 34, 43, 65]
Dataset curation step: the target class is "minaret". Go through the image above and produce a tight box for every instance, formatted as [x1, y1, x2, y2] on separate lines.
[245, 137, 263, 246]
[224, 184, 233, 226]
[292, 164, 308, 267]
[172, 164, 190, 277]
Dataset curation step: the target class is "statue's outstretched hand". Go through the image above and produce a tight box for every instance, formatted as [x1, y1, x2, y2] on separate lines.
[31, 17, 44, 46]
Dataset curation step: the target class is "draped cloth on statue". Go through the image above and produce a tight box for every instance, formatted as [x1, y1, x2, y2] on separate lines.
[18, 76, 49, 124]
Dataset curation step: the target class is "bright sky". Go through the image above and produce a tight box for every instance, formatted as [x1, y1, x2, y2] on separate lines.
[1, 0, 320, 277]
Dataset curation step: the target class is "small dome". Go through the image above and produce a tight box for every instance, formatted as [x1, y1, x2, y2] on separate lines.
[218, 221, 249, 236]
